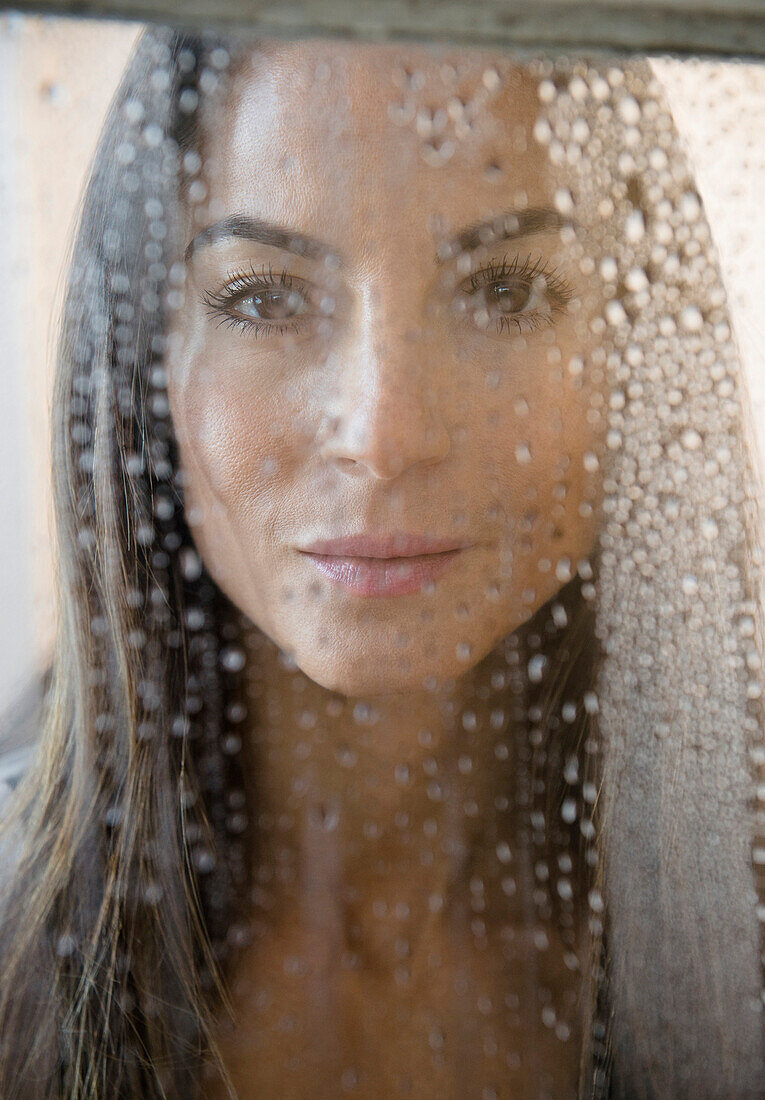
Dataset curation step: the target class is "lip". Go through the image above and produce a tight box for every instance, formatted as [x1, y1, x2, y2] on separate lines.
[298, 533, 474, 597]
[300, 534, 472, 558]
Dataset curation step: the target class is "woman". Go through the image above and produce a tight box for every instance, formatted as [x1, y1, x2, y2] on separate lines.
[0, 26, 762, 1099]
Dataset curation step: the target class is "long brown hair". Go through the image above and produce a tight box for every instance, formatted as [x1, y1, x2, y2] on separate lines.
[0, 28, 604, 1097]
[0, 29, 255, 1097]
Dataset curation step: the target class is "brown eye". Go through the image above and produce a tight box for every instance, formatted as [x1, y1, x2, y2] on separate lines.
[202, 266, 317, 336]
[235, 288, 307, 322]
[485, 281, 532, 314]
[457, 257, 571, 338]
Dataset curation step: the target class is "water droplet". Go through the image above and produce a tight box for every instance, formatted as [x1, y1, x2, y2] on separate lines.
[220, 646, 246, 672]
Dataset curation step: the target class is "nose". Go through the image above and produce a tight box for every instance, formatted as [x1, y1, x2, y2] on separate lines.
[318, 317, 452, 481]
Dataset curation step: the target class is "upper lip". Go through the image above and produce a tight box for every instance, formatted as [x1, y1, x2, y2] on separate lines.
[299, 533, 474, 558]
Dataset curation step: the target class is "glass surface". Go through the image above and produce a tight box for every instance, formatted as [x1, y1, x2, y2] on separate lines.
[0, 16, 764, 1099]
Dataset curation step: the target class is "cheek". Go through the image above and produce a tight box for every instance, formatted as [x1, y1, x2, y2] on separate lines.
[168, 343, 307, 524]
[487, 364, 602, 562]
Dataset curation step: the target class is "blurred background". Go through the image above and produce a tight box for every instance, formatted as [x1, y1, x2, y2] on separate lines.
[0, 13, 763, 761]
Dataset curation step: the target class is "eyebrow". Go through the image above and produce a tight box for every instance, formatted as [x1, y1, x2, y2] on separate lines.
[437, 207, 573, 261]
[184, 206, 572, 266]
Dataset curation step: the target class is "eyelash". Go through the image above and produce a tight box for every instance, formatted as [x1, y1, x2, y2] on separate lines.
[465, 253, 574, 334]
[201, 253, 574, 338]
[202, 262, 305, 337]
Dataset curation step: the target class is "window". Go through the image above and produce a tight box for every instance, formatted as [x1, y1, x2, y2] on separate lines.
[0, 13, 763, 1098]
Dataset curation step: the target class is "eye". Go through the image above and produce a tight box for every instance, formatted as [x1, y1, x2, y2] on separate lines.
[201, 263, 314, 336]
[456, 254, 574, 336]
[234, 287, 308, 323]
[483, 280, 534, 315]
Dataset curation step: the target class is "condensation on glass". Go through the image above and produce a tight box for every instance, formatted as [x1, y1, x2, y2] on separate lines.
[0, 16, 764, 1100]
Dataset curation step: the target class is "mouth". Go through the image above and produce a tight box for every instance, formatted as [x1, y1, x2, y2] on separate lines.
[297, 533, 474, 598]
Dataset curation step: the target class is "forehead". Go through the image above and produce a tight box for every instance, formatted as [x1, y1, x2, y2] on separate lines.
[199, 41, 553, 256]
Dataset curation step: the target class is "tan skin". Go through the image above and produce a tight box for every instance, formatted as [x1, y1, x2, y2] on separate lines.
[166, 39, 606, 1100]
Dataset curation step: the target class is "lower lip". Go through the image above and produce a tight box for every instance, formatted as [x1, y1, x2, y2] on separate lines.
[301, 549, 466, 597]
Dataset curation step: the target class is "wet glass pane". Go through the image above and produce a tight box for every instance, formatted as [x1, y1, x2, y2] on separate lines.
[0, 15, 764, 1099]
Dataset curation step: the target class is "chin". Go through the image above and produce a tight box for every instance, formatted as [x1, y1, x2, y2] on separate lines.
[294, 657, 430, 697]
[293, 642, 487, 698]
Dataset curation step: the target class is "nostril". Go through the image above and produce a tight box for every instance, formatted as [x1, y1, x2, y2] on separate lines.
[333, 455, 359, 474]
[317, 387, 451, 477]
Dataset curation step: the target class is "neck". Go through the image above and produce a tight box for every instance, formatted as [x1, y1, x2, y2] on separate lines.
[241, 629, 518, 976]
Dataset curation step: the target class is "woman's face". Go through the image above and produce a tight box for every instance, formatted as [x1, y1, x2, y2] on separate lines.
[167, 41, 605, 695]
